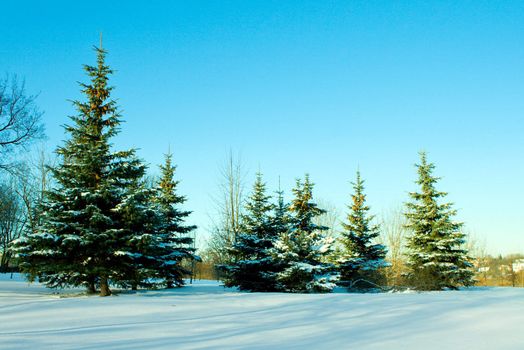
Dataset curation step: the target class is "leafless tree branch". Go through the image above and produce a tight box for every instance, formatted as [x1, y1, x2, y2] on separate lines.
[0, 75, 45, 171]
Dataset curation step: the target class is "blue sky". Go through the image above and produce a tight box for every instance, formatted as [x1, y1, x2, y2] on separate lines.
[2, 0, 523, 254]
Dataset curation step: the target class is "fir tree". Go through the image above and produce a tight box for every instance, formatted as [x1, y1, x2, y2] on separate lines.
[13, 46, 150, 296]
[111, 157, 161, 290]
[152, 151, 198, 288]
[222, 172, 279, 291]
[272, 184, 290, 237]
[272, 175, 337, 293]
[404, 152, 475, 290]
[338, 171, 388, 290]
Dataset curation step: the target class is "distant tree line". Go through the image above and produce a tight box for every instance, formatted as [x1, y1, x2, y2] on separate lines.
[471, 253, 524, 287]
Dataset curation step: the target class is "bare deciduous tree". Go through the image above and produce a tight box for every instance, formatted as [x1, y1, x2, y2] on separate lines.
[313, 198, 343, 264]
[14, 146, 55, 233]
[379, 206, 408, 287]
[0, 182, 27, 271]
[0, 146, 54, 272]
[464, 230, 488, 285]
[0, 76, 44, 171]
[313, 198, 341, 239]
[206, 151, 246, 265]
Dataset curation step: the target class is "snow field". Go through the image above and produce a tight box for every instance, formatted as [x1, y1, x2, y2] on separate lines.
[0, 274, 523, 350]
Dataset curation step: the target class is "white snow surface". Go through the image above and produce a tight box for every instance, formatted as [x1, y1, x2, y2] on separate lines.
[1, 273, 523, 350]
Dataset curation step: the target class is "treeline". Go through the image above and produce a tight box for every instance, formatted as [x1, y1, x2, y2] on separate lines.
[0, 45, 514, 296]
[202, 152, 474, 292]
[473, 254, 524, 287]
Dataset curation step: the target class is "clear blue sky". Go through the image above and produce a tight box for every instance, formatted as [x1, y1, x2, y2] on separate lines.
[2, 1, 523, 254]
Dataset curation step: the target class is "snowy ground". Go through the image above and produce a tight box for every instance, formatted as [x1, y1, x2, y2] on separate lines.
[1, 274, 523, 350]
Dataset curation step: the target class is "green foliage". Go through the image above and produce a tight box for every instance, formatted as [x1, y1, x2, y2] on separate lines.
[12, 47, 162, 295]
[404, 152, 475, 290]
[152, 151, 197, 288]
[338, 171, 388, 290]
[221, 172, 280, 291]
[111, 160, 160, 290]
[272, 175, 337, 293]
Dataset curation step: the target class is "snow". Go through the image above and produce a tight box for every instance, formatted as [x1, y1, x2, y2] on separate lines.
[1, 273, 523, 350]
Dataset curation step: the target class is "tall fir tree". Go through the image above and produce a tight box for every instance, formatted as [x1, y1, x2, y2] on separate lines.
[272, 175, 337, 293]
[404, 152, 475, 290]
[13, 46, 151, 296]
[338, 171, 388, 289]
[222, 172, 279, 291]
[152, 151, 197, 288]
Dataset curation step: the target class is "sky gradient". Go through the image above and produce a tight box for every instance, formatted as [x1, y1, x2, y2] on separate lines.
[2, 0, 523, 254]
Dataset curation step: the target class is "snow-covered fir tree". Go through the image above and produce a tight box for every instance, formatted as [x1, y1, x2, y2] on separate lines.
[222, 172, 279, 291]
[152, 151, 198, 288]
[12, 46, 151, 296]
[111, 156, 161, 290]
[404, 152, 475, 290]
[272, 175, 337, 293]
[338, 171, 388, 290]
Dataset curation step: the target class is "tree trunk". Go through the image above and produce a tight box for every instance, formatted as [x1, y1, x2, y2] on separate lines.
[0, 251, 11, 272]
[86, 280, 96, 294]
[166, 279, 174, 289]
[99, 276, 111, 297]
[131, 283, 138, 291]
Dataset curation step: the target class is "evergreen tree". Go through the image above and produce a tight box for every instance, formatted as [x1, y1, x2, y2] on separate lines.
[404, 152, 475, 290]
[222, 172, 279, 291]
[272, 184, 290, 237]
[152, 151, 197, 288]
[338, 171, 388, 290]
[272, 175, 337, 293]
[12, 46, 149, 296]
[111, 158, 161, 290]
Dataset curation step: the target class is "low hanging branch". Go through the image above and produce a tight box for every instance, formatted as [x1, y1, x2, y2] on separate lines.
[348, 278, 390, 292]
